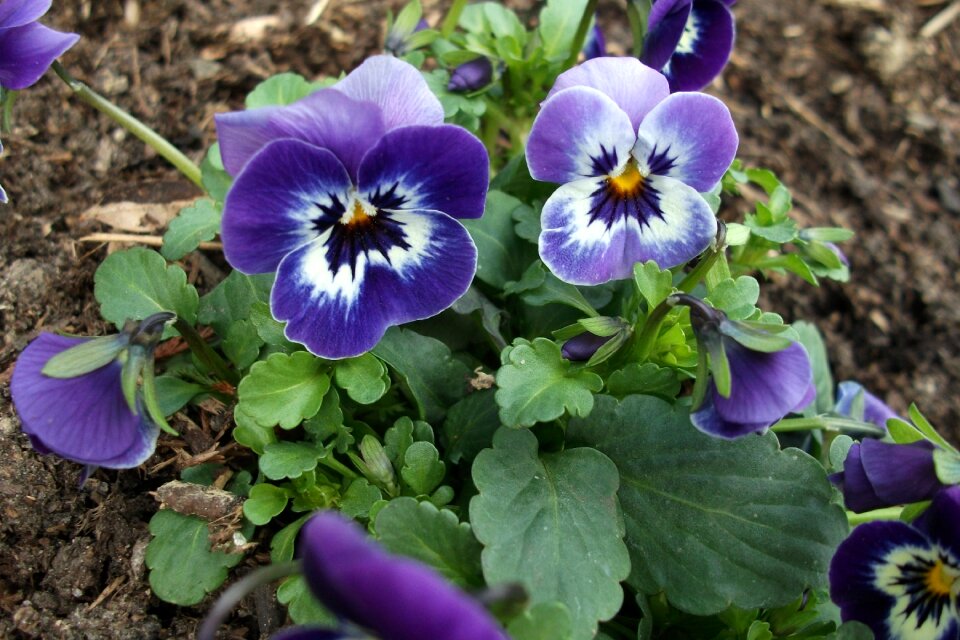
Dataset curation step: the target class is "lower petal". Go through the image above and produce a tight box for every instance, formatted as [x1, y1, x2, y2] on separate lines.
[0, 22, 79, 90]
[690, 391, 770, 439]
[271, 209, 476, 359]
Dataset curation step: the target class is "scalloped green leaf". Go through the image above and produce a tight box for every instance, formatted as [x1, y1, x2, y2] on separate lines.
[259, 441, 322, 480]
[334, 353, 389, 404]
[238, 351, 330, 429]
[470, 428, 629, 640]
[161, 199, 221, 261]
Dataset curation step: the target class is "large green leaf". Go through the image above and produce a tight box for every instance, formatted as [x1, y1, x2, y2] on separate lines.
[566, 395, 848, 615]
[237, 352, 330, 429]
[197, 270, 273, 336]
[470, 429, 629, 640]
[161, 199, 221, 261]
[461, 190, 532, 289]
[443, 389, 501, 463]
[538, 0, 590, 61]
[375, 497, 483, 587]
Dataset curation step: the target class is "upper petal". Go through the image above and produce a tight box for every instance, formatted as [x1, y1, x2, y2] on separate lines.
[660, 0, 735, 92]
[546, 57, 670, 131]
[641, 0, 692, 70]
[914, 486, 960, 560]
[357, 124, 489, 220]
[221, 139, 353, 274]
[860, 439, 941, 509]
[634, 91, 738, 192]
[0, 22, 79, 90]
[334, 55, 444, 131]
[689, 391, 771, 439]
[0, 0, 51, 29]
[527, 86, 636, 185]
[215, 89, 385, 179]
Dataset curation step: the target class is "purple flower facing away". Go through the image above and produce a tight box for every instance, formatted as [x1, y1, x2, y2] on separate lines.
[526, 57, 737, 285]
[641, 0, 735, 92]
[582, 21, 606, 60]
[831, 439, 944, 514]
[272, 511, 508, 640]
[836, 380, 899, 430]
[215, 56, 489, 359]
[10, 313, 173, 470]
[830, 486, 960, 640]
[561, 331, 613, 361]
[0, 0, 79, 90]
[447, 57, 493, 92]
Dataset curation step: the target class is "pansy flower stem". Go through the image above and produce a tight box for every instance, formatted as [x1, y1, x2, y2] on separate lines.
[172, 317, 239, 386]
[678, 222, 728, 293]
[846, 506, 904, 526]
[771, 415, 886, 437]
[1, 89, 15, 132]
[440, 0, 468, 38]
[198, 560, 303, 640]
[50, 62, 203, 189]
[564, 0, 601, 69]
[318, 452, 359, 481]
[624, 298, 674, 363]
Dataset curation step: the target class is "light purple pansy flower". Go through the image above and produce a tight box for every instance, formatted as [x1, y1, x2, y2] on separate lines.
[215, 56, 488, 359]
[641, 0, 736, 92]
[835, 380, 899, 431]
[831, 439, 944, 514]
[830, 486, 960, 639]
[526, 57, 737, 285]
[272, 512, 508, 640]
[0, 0, 79, 90]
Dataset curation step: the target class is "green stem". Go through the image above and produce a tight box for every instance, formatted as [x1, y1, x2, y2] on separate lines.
[704, 251, 732, 292]
[563, 0, 600, 70]
[626, 0, 651, 57]
[483, 99, 526, 152]
[198, 561, 303, 640]
[847, 507, 903, 526]
[319, 453, 359, 481]
[173, 317, 239, 386]
[50, 61, 203, 188]
[440, 0, 468, 38]
[771, 416, 886, 437]
[678, 225, 728, 293]
[624, 298, 673, 362]
[1, 89, 16, 133]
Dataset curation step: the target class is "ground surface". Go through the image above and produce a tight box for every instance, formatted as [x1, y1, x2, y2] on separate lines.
[1, 0, 958, 637]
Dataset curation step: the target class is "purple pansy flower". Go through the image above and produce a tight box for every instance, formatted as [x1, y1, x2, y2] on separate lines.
[830, 486, 960, 639]
[836, 380, 899, 431]
[447, 57, 493, 92]
[526, 57, 737, 285]
[0, 0, 79, 90]
[641, 0, 736, 92]
[583, 21, 606, 60]
[273, 512, 508, 640]
[831, 440, 944, 514]
[216, 56, 488, 359]
[562, 332, 613, 361]
[10, 313, 172, 471]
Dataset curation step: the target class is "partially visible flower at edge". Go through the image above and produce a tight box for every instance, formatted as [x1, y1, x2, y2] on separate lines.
[10, 312, 174, 474]
[447, 57, 493, 92]
[0, 0, 80, 91]
[526, 57, 737, 285]
[641, 0, 736, 92]
[271, 511, 509, 640]
[831, 439, 944, 514]
[835, 380, 899, 431]
[215, 55, 489, 359]
[830, 485, 960, 640]
[583, 20, 606, 60]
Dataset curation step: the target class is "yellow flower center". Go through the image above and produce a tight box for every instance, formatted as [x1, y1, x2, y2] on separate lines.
[340, 198, 376, 228]
[925, 560, 958, 597]
[608, 162, 645, 199]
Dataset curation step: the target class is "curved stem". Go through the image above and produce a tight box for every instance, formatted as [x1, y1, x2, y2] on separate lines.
[771, 416, 886, 437]
[198, 561, 303, 640]
[847, 507, 903, 526]
[563, 0, 600, 70]
[173, 317, 239, 386]
[50, 61, 203, 188]
[626, 0, 651, 58]
[624, 298, 674, 363]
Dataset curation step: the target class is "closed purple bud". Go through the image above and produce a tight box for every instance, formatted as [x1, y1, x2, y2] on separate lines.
[561, 332, 613, 361]
[448, 58, 493, 92]
[583, 22, 606, 60]
[830, 439, 943, 513]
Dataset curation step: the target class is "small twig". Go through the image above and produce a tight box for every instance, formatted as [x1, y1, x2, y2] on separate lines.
[920, 0, 960, 38]
[87, 576, 125, 611]
[77, 232, 223, 251]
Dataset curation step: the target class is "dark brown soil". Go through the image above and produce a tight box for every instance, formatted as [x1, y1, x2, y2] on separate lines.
[1, 0, 958, 637]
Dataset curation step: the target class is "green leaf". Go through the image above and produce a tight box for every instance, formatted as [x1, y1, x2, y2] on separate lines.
[934, 449, 960, 484]
[720, 321, 795, 353]
[304, 388, 354, 453]
[470, 429, 629, 640]
[249, 301, 298, 349]
[372, 327, 472, 423]
[197, 271, 273, 336]
[908, 404, 956, 453]
[270, 514, 311, 563]
[243, 483, 289, 525]
[400, 442, 446, 495]
[450, 287, 507, 348]
[94, 247, 199, 334]
[260, 441, 322, 481]
[155, 375, 205, 416]
[706, 277, 760, 320]
[146, 510, 242, 605]
[238, 352, 330, 429]
[375, 497, 483, 587]
[233, 404, 277, 454]
[828, 621, 875, 640]
[443, 389, 501, 464]
[334, 353, 389, 404]
[508, 262, 599, 317]
[508, 602, 574, 640]
[277, 575, 334, 625]
[201, 144, 232, 203]
[222, 318, 262, 369]
[245, 72, 321, 108]
[633, 260, 673, 309]
[161, 199, 221, 261]
[461, 190, 532, 288]
[496, 338, 603, 428]
[793, 321, 834, 415]
[606, 363, 681, 399]
[745, 214, 798, 243]
[886, 418, 925, 445]
[566, 395, 848, 615]
[340, 479, 383, 518]
[538, 0, 590, 61]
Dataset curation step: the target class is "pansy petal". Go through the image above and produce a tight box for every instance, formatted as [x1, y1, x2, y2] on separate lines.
[539, 174, 716, 284]
[10, 333, 150, 465]
[221, 139, 353, 274]
[914, 486, 960, 559]
[860, 439, 941, 508]
[0, 22, 78, 90]
[0, 182, 7, 204]
[271, 209, 476, 359]
[836, 380, 898, 429]
[300, 513, 508, 640]
[661, 0, 735, 92]
[635, 92, 738, 192]
[269, 628, 348, 640]
[334, 55, 444, 130]
[215, 89, 385, 179]
[690, 392, 770, 439]
[0, 0, 51, 29]
[358, 125, 489, 219]
[527, 86, 636, 185]
[642, 0, 691, 70]
[832, 443, 887, 513]
[546, 57, 670, 131]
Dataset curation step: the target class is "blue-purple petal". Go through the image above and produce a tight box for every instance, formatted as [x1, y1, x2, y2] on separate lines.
[0, 21, 79, 90]
[269, 628, 347, 640]
[11, 333, 159, 467]
[657, 0, 735, 92]
[448, 57, 493, 92]
[860, 439, 941, 509]
[830, 443, 892, 514]
[634, 92, 738, 192]
[357, 125, 489, 219]
[562, 333, 612, 361]
[334, 55, 444, 131]
[300, 512, 508, 640]
[221, 139, 353, 274]
[914, 486, 960, 560]
[582, 22, 606, 60]
[642, 0, 692, 71]
[0, 181, 7, 204]
[0, 0, 51, 29]
[546, 57, 670, 132]
[271, 209, 476, 359]
[214, 89, 385, 179]
[835, 380, 898, 430]
[526, 86, 636, 184]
